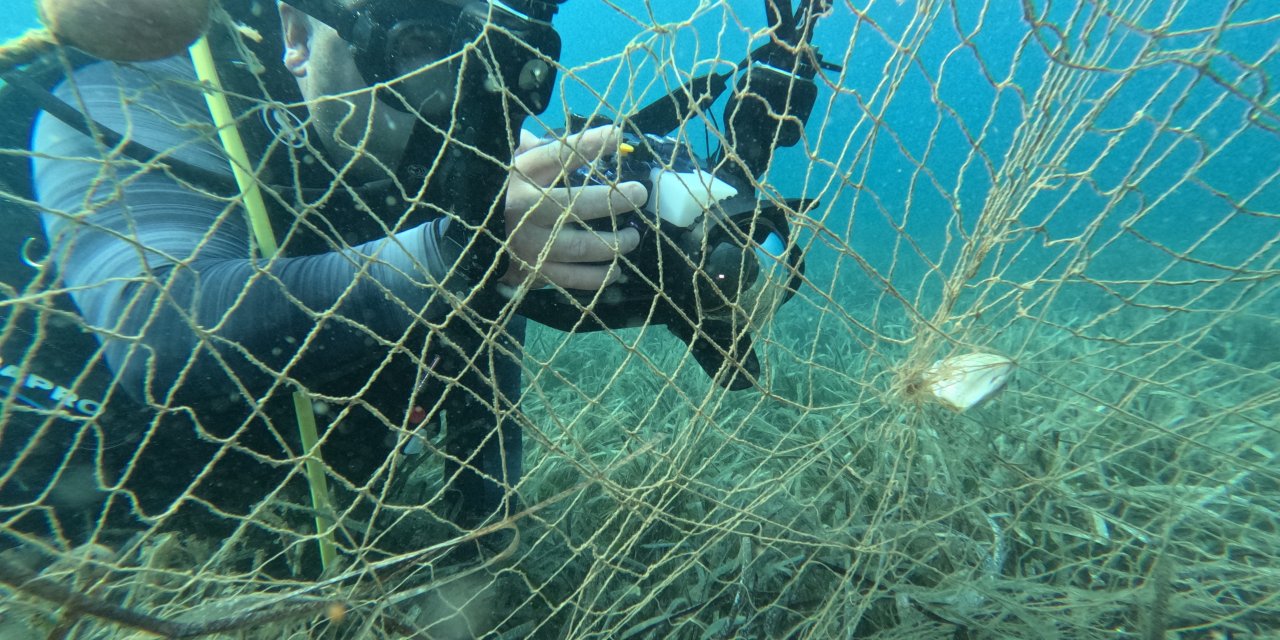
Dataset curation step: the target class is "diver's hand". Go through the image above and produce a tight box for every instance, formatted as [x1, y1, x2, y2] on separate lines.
[501, 126, 646, 290]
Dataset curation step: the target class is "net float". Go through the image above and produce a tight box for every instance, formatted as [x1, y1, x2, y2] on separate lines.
[38, 0, 212, 62]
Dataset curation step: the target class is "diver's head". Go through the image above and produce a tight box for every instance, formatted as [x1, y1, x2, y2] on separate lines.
[279, 0, 419, 179]
[277, 0, 561, 178]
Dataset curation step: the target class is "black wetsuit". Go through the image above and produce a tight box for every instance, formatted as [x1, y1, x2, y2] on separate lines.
[1, 57, 523, 547]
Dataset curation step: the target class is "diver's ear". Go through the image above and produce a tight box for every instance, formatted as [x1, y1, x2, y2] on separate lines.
[279, 3, 312, 78]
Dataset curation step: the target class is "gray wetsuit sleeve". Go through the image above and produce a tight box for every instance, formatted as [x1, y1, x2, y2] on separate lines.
[31, 59, 459, 403]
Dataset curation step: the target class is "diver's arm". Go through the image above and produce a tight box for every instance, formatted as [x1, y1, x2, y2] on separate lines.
[31, 60, 459, 403]
[34, 160, 457, 403]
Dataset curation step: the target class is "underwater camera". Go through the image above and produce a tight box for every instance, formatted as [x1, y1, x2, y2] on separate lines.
[518, 133, 813, 390]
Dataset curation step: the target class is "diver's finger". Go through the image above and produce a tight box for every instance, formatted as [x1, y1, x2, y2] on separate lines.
[538, 227, 640, 263]
[515, 129, 542, 154]
[513, 125, 620, 186]
[524, 182, 647, 224]
[536, 261, 624, 291]
[507, 221, 638, 264]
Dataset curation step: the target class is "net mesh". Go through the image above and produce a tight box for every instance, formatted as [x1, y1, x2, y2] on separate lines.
[1, 0, 1278, 638]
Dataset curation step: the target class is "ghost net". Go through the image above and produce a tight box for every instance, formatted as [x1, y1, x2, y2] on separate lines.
[0, 0, 1277, 638]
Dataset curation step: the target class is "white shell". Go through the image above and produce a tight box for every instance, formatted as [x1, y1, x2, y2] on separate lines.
[924, 352, 1015, 412]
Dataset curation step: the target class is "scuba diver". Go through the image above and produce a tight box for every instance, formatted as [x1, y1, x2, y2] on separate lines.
[0, 0, 836, 564]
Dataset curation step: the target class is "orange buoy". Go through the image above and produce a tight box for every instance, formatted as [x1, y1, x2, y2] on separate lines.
[38, 0, 212, 62]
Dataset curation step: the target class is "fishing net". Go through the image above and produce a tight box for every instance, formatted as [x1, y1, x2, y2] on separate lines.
[1, 0, 1277, 638]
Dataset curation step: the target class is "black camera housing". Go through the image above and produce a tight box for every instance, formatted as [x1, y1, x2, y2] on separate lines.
[519, 134, 809, 390]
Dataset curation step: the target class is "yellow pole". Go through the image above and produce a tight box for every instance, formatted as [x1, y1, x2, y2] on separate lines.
[189, 37, 336, 571]
[292, 391, 339, 570]
[188, 37, 278, 258]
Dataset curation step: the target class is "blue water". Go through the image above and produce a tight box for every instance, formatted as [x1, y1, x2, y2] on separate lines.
[1, 1, 37, 42]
